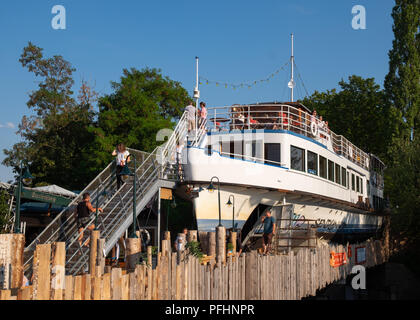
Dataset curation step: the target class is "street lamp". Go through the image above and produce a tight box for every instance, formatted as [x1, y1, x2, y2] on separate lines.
[117, 154, 138, 238]
[207, 176, 222, 227]
[226, 195, 235, 231]
[15, 162, 34, 234]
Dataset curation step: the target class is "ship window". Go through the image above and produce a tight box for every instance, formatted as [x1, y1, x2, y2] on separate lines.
[205, 145, 212, 155]
[351, 173, 355, 191]
[356, 176, 360, 192]
[319, 156, 327, 179]
[335, 164, 341, 184]
[264, 143, 281, 167]
[367, 180, 370, 195]
[347, 172, 349, 189]
[328, 160, 334, 182]
[361, 178, 363, 194]
[290, 146, 305, 172]
[307, 151, 318, 175]
[341, 168, 347, 187]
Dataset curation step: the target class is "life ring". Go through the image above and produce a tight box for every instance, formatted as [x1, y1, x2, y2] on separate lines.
[139, 228, 151, 247]
[348, 146, 353, 158]
[310, 121, 318, 137]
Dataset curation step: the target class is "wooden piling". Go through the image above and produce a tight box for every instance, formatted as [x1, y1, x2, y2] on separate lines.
[208, 231, 216, 258]
[126, 237, 141, 271]
[187, 230, 198, 242]
[51, 242, 65, 300]
[216, 226, 226, 264]
[230, 231, 237, 253]
[97, 238, 105, 276]
[32, 244, 51, 300]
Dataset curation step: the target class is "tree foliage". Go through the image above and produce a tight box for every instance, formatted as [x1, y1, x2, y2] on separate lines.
[384, 0, 420, 139]
[0, 189, 10, 233]
[302, 75, 394, 159]
[2, 42, 97, 190]
[384, 0, 420, 239]
[93, 67, 190, 164]
[2, 45, 191, 191]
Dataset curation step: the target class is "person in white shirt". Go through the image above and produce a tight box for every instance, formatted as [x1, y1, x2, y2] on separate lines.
[112, 143, 131, 190]
[174, 228, 188, 251]
[185, 101, 197, 133]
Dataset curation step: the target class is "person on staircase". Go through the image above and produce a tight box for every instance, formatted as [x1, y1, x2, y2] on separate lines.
[112, 143, 131, 190]
[77, 192, 103, 248]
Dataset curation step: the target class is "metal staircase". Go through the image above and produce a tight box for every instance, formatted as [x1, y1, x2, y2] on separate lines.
[23, 110, 202, 276]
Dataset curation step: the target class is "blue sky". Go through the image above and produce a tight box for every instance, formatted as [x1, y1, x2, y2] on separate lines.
[0, 0, 395, 182]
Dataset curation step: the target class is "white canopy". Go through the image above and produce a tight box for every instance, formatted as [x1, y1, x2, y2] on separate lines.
[31, 185, 78, 198]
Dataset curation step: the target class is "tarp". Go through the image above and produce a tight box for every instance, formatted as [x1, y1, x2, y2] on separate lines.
[31, 185, 77, 198]
[0, 182, 12, 190]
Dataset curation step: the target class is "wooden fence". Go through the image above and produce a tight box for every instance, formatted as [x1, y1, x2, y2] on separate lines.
[0, 231, 389, 300]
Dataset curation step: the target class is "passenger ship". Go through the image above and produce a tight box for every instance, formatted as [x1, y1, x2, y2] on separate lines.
[181, 101, 385, 241]
[178, 36, 386, 243]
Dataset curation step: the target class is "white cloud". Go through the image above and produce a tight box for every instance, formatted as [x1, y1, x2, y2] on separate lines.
[0, 122, 15, 129]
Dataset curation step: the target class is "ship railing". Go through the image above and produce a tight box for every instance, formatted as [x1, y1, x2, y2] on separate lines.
[205, 104, 369, 170]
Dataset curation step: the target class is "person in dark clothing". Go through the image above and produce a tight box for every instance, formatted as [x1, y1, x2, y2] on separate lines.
[261, 209, 276, 254]
[77, 192, 103, 247]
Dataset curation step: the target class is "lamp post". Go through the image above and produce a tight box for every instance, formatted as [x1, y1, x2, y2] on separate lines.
[118, 154, 138, 238]
[166, 197, 177, 231]
[14, 162, 34, 234]
[207, 176, 222, 227]
[226, 195, 235, 231]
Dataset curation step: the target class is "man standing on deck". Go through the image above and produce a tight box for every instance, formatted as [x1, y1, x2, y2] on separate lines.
[185, 100, 196, 133]
[261, 210, 276, 254]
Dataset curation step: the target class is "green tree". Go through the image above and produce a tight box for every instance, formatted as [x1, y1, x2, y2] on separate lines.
[302, 75, 393, 159]
[384, 0, 420, 139]
[2, 43, 97, 190]
[93, 67, 190, 164]
[0, 190, 10, 233]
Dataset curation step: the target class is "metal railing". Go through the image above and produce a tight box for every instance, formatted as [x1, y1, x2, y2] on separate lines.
[205, 104, 370, 170]
[67, 148, 159, 275]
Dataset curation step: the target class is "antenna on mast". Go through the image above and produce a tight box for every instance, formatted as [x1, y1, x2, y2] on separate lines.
[287, 33, 295, 102]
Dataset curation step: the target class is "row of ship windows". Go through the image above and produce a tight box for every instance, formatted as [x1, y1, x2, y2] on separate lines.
[288, 145, 365, 194]
[207, 141, 366, 194]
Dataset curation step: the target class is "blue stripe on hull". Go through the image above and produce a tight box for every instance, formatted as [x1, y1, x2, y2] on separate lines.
[197, 219, 379, 234]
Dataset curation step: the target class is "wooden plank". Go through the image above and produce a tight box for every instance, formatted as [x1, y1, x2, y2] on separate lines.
[97, 238, 105, 276]
[32, 244, 51, 300]
[121, 273, 129, 300]
[89, 230, 100, 277]
[11, 234, 25, 289]
[73, 275, 82, 300]
[18, 285, 33, 300]
[93, 269, 102, 300]
[51, 242, 65, 300]
[64, 276, 74, 300]
[83, 274, 91, 300]
[0, 289, 11, 300]
[129, 271, 137, 300]
[102, 273, 111, 300]
[111, 268, 122, 300]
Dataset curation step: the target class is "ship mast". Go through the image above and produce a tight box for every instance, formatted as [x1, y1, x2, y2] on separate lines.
[193, 56, 200, 140]
[288, 33, 295, 102]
